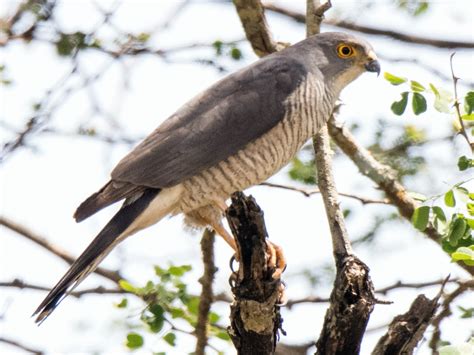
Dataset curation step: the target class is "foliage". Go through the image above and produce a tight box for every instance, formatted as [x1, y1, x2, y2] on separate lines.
[117, 264, 229, 352]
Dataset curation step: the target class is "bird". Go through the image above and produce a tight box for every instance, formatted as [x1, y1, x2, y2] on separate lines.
[33, 31, 380, 323]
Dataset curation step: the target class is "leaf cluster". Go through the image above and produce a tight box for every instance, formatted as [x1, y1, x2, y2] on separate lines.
[118, 264, 229, 353]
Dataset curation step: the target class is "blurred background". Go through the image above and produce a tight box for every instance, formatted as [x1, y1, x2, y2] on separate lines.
[1, 0, 473, 354]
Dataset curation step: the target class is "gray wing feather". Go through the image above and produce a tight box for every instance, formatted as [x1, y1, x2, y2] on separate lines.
[111, 54, 307, 188]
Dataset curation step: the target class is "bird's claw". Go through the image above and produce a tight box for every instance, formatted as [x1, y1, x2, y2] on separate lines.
[265, 240, 286, 280]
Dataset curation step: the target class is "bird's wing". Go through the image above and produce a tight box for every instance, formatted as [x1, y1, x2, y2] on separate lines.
[111, 54, 307, 188]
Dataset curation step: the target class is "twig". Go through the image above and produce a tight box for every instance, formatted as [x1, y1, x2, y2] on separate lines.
[0, 336, 43, 355]
[195, 229, 216, 355]
[375, 278, 459, 295]
[259, 181, 390, 204]
[429, 278, 474, 352]
[450, 53, 474, 153]
[0, 215, 122, 283]
[263, 3, 474, 49]
[0, 279, 125, 297]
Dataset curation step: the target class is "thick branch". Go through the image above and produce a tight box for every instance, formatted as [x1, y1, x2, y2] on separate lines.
[195, 229, 216, 355]
[263, 3, 474, 49]
[226, 192, 283, 355]
[0, 215, 122, 283]
[372, 292, 441, 354]
[232, 0, 280, 56]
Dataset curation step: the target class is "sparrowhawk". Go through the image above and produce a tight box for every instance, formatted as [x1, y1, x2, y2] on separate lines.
[34, 32, 380, 323]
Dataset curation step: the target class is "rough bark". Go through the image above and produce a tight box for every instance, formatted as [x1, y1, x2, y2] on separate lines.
[226, 192, 283, 355]
[372, 294, 440, 355]
[315, 256, 375, 354]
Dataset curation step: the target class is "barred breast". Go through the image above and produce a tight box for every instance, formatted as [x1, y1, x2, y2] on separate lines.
[178, 74, 333, 215]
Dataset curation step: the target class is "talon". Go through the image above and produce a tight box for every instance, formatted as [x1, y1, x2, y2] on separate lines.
[276, 282, 288, 306]
[229, 254, 239, 273]
[265, 241, 286, 280]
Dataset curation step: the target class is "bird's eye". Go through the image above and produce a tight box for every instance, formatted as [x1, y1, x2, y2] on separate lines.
[337, 44, 355, 58]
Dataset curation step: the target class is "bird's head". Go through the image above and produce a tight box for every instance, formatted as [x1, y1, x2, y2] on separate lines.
[304, 32, 380, 95]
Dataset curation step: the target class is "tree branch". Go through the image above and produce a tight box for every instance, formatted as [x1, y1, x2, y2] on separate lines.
[259, 181, 390, 205]
[195, 229, 217, 355]
[0, 279, 125, 297]
[372, 292, 441, 354]
[263, 3, 474, 49]
[306, 2, 376, 353]
[0, 337, 43, 355]
[429, 278, 474, 352]
[326, 116, 474, 276]
[226, 192, 284, 355]
[0, 215, 122, 283]
[232, 0, 282, 56]
[450, 53, 474, 152]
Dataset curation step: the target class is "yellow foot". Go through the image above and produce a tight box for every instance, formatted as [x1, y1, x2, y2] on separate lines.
[266, 241, 286, 279]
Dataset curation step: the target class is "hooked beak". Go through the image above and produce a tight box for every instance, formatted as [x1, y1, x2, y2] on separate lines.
[365, 59, 381, 76]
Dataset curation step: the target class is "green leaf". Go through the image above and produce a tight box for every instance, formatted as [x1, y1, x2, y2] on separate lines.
[429, 83, 439, 95]
[391, 92, 409, 115]
[289, 157, 316, 185]
[126, 332, 144, 349]
[467, 218, 474, 229]
[431, 86, 452, 113]
[412, 92, 427, 115]
[451, 246, 474, 261]
[168, 264, 192, 276]
[163, 332, 176, 346]
[464, 91, 474, 114]
[458, 156, 474, 171]
[410, 80, 425, 92]
[230, 47, 242, 60]
[433, 206, 448, 234]
[119, 280, 137, 293]
[209, 311, 220, 324]
[412, 206, 430, 231]
[187, 296, 200, 315]
[384, 72, 407, 85]
[116, 298, 128, 308]
[216, 330, 231, 341]
[444, 190, 456, 207]
[461, 113, 474, 121]
[467, 203, 474, 216]
[458, 306, 474, 319]
[448, 218, 467, 247]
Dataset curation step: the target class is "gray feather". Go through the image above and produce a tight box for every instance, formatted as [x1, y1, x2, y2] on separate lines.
[111, 54, 307, 188]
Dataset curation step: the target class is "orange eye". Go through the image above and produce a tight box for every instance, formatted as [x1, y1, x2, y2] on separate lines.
[337, 44, 355, 58]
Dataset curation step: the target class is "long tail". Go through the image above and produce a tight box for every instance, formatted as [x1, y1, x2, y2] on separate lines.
[33, 188, 163, 324]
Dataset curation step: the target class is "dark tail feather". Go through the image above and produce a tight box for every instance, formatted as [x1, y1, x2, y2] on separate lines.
[33, 188, 160, 324]
[74, 181, 144, 223]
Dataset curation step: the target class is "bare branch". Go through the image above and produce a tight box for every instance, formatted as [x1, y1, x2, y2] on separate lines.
[450, 53, 474, 152]
[195, 229, 217, 355]
[0, 336, 43, 355]
[259, 181, 390, 205]
[0, 279, 125, 298]
[429, 278, 474, 352]
[372, 292, 442, 354]
[263, 3, 474, 49]
[0, 215, 122, 283]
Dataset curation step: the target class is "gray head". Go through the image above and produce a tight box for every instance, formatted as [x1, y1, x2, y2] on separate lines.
[290, 32, 380, 95]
